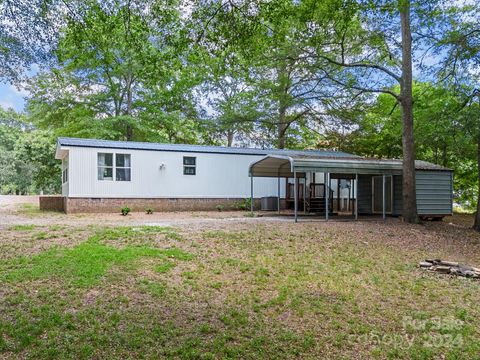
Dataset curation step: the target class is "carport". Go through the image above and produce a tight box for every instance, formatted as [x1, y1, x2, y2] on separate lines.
[248, 154, 403, 222]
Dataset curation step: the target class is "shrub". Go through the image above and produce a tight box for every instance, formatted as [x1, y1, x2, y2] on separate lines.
[121, 206, 130, 216]
[233, 198, 252, 211]
[215, 204, 224, 212]
[145, 208, 153, 215]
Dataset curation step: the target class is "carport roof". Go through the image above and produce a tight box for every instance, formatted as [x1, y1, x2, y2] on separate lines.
[249, 155, 451, 177]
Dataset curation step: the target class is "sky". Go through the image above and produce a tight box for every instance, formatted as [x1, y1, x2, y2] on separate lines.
[0, 83, 28, 112]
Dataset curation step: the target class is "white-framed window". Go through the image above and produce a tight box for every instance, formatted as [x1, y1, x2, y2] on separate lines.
[183, 156, 196, 175]
[115, 154, 131, 181]
[98, 153, 114, 180]
[62, 158, 68, 184]
[98, 152, 131, 181]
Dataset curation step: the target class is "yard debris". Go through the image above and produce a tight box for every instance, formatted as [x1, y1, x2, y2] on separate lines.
[419, 259, 480, 278]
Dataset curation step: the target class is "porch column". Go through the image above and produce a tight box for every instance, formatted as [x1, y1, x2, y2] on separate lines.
[355, 173, 358, 220]
[325, 172, 329, 221]
[382, 174, 386, 221]
[294, 168, 298, 223]
[277, 177, 280, 214]
[250, 174, 254, 213]
[303, 176, 307, 214]
[337, 178, 340, 212]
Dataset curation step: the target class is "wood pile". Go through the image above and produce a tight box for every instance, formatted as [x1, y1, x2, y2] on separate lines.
[419, 259, 480, 279]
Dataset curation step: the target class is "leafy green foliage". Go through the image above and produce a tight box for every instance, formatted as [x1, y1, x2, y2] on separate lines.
[0, 107, 58, 194]
[323, 82, 478, 208]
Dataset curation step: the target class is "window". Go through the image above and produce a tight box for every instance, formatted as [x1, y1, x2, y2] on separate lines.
[98, 153, 113, 180]
[62, 158, 68, 184]
[183, 156, 196, 175]
[98, 153, 131, 181]
[116, 154, 131, 181]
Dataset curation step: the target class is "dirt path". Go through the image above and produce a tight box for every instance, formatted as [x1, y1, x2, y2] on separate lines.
[0, 195, 291, 229]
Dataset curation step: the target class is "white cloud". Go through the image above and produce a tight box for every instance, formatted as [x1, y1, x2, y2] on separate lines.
[0, 99, 17, 110]
[9, 84, 30, 97]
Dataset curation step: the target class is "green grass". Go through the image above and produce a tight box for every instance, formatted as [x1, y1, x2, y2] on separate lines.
[1, 220, 480, 359]
[8, 224, 37, 231]
[2, 227, 191, 288]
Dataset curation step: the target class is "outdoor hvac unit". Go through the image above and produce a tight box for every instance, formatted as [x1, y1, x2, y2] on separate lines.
[261, 196, 279, 211]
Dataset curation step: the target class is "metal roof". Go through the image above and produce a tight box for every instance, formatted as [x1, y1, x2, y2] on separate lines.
[249, 155, 451, 177]
[57, 137, 357, 158]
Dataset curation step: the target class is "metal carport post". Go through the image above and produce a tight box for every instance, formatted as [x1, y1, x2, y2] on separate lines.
[250, 173, 254, 213]
[277, 177, 281, 214]
[355, 173, 358, 220]
[294, 167, 298, 223]
[325, 172, 329, 221]
[382, 174, 386, 221]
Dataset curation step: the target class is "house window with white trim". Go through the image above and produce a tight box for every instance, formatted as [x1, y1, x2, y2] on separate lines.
[183, 156, 196, 175]
[98, 153, 113, 180]
[115, 154, 131, 181]
[62, 158, 68, 184]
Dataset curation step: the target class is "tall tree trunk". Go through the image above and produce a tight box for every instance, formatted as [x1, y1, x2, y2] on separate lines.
[227, 129, 234, 147]
[278, 103, 287, 149]
[473, 136, 480, 231]
[399, 0, 419, 223]
[277, 61, 289, 149]
[125, 76, 133, 141]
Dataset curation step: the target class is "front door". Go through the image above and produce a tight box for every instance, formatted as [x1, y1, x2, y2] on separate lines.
[372, 176, 392, 214]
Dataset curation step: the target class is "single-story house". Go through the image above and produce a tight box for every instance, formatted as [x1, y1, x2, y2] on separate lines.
[41, 137, 453, 220]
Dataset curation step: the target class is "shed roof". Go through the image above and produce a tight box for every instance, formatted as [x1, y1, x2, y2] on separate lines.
[249, 155, 451, 177]
[57, 137, 356, 158]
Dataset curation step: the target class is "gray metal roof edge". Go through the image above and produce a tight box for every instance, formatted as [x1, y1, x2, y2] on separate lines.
[248, 155, 294, 175]
[251, 155, 451, 172]
[57, 137, 355, 158]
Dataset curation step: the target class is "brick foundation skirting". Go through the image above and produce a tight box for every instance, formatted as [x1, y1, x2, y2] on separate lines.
[39, 196, 66, 212]
[60, 197, 265, 214]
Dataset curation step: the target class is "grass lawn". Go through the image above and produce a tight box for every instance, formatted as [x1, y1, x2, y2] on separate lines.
[1, 215, 480, 359]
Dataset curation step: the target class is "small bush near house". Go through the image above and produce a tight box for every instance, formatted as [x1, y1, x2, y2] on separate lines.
[145, 208, 154, 214]
[215, 204, 224, 212]
[121, 206, 130, 216]
[233, 198, 252, 211]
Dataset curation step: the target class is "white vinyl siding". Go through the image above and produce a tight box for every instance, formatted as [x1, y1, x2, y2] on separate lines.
[66, 147, 285, 198]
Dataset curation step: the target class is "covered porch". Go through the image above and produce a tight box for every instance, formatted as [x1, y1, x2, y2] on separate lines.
[248, 155, 403, 222]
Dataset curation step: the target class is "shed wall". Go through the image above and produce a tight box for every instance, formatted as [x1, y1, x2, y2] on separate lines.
[415, 170, 453, 215]
[356, 171, 452, 216]
[393, 175, 402, 216]
[357, 175, 372, 214]
[389, 171, 453, 216]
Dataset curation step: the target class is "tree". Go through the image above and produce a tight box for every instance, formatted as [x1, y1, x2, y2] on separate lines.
[291, 0, 426, 222]
[27, 0, 200, 143]
[0, 0, 60, 82]
[15, 131, 61, 194]
[192, 0, 333, 149]
[323, 82, 477, 209]
[0, 106, 35, 194]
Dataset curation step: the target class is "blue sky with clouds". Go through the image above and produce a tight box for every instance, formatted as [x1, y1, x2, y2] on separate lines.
[0, 82, 27, 112]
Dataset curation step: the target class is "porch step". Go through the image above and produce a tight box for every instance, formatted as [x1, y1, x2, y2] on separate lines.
[307, 198, 333, 214]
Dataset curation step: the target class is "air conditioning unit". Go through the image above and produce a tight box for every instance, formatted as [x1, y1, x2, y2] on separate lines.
[261, 196, 279, 211]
